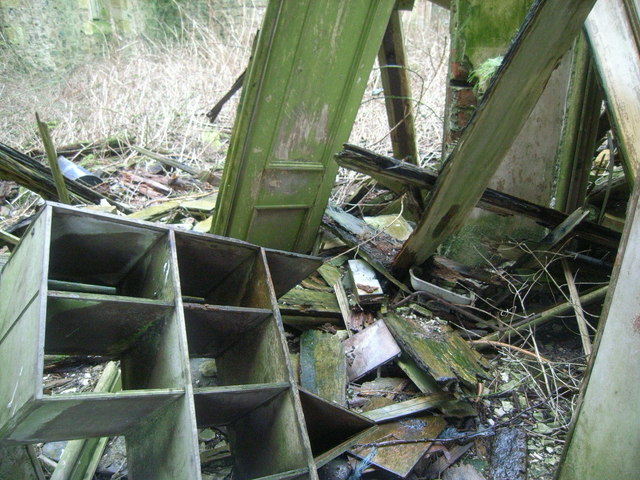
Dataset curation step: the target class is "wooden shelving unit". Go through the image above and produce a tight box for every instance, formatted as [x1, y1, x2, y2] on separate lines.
[0, 203, 373, 480]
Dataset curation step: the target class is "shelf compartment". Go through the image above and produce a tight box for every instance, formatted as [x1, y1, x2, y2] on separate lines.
[228, 390, 311, 480]
[193, 383, 288, 426]
[184, 304, 272, 357]
[48, 207, 168, 297]
[1, 390, 183, 444]
[46, 291, 174, 356]
[174, 231, 259, 304]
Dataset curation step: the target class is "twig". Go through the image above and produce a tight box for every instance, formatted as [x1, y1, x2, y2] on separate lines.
[469, 339, 552, 363]
[131, 145, 200, 176]
[481, 285, 608, 342]
[561, 259, 593, 358]
[206, 69, 246, 123]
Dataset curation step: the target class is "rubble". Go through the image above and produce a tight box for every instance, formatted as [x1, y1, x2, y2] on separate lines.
[1, 0, 639, 479]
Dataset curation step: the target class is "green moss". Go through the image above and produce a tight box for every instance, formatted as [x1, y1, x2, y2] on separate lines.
[470, 56, 503, 96]
[452, 0, 532, 71]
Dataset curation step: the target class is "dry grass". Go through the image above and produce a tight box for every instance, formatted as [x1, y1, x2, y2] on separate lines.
[0, 2, 450, 228]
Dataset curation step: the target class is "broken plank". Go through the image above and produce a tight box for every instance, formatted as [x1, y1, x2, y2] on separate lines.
[0, 142, 130, 213]
[344, 319, 401, 381]
[349, 415, 446, 477]
[396, 353, 441, 394]
[586, 0, 640, 183]
[300, 330, 347, 406]
[336, 144, 620, 248]
[393, 0, 599, 273]
[322, 205, 411, 292]
[385, 313, 490, 387]
[362, 393, 451, 423]
[282, 316, 342, 329]
[347, 259, 385, 304]
[278, 287, 341, 317]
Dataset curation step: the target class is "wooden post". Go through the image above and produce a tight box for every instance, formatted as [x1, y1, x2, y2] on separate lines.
[586, 0, 640, 183]
[393, 0, 598, 274]
[554, 33, 603, 213]
[378, 9, 419, 165]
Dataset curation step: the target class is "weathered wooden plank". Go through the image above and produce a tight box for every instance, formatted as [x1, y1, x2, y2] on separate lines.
[49, 206, 165, 288]
[396, 353, 442, 394]
[378, 9, 419, 164]
[229, 392, 311, 479]
[0, 300, 45, 442]
[298, 388, 375, 458]
[300, 330, 346, 406]
[349, 415, 446, 477]
[46, 292, 173, 356]
[385, 313, 490, 387]
[336, 145, 620, 248]
[362, 393, 451, 423]
[4, 392, 183, 443]
[278, 287, 341, 317]
[258, 250, 320, 479]
[264, 249, 323, 298]
[322, 206, 411, 292]
[554, 33, 603, 212]
[586, 0, 640, 183]
[0, 143, 129, 211]
[344, 319, 401, 381]
[36, 113, 71, 205]
[126, 227, 202, 480]
[0, 207, 49, 342]
[126, 396, 202, 480]
[558, 152, 640, 480]
[393, 0, 599, 273]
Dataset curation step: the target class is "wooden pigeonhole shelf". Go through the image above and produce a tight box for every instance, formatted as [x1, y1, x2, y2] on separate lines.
[0, 203, 373, 480]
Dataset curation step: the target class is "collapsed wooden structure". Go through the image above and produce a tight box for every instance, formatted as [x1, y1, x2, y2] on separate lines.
[1, 0, 640, 478]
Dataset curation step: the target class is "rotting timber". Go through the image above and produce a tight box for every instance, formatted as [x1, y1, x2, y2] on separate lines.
[1, 0, 640, 478]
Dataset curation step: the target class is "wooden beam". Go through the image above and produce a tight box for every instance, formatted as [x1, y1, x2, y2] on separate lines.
[378, 10, 419, 164]
[392, 0, 598, 274]
[586, 0, 640, 183]
[554, 33, 603, 213]
[336, 145, 620, 248]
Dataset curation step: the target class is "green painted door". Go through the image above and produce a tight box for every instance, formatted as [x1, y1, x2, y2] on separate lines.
[213, 0, 396, 252]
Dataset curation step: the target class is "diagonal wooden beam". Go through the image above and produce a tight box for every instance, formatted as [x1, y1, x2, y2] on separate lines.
[336, 145, 620, 248]
[586, 0, 640, 183]
[392, 0, 597, 274]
